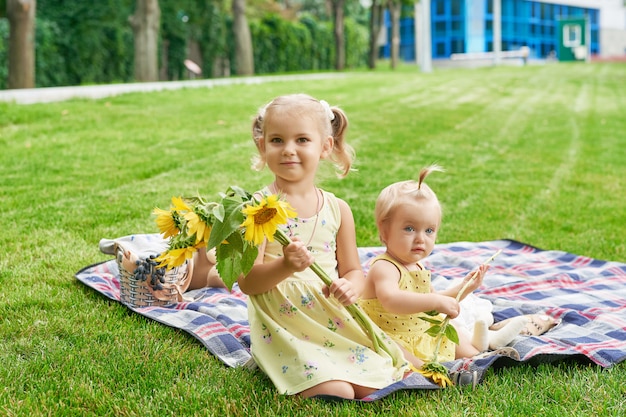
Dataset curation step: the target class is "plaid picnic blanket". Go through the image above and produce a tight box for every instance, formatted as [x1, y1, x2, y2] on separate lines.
[75, 236, 626, 400]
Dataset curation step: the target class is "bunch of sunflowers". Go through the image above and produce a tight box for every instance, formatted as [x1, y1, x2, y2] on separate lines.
[153, 187, 263, 286]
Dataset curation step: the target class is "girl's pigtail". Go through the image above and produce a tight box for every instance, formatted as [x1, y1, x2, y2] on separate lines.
[329, 107, 355, 178]
[252, 113, 263, 142]
[250, 113, 266, 171]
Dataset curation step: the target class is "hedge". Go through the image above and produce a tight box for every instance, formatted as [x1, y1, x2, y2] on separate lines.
[0, 3, 369, 89]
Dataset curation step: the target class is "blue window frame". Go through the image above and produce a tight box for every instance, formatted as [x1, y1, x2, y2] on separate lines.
[431, 0, 465, 58]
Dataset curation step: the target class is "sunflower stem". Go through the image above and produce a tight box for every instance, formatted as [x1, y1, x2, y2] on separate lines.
[274, 229, 392, 359]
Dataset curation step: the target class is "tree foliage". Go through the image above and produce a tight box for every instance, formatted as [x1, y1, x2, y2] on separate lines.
[35, 0, 135, 86]
[0, 0, 370, 89]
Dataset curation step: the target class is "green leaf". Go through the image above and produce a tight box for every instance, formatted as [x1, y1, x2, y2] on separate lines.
[211, 203, 225, 223]
[228, 231, 257, 275]
[208, 198, 247, 249]
[423, 310, 440, 316]
[425, 325, 441, 338]
[228, 185, 252, 200]
[215, 243, 243, 290]
[444, 324, 460, 345]
[240, 241, 258, 276]
[422, 361, 449, 375]
[214, 231, 258, 290]
[419, 316, 444, 325]
[215, 243, 236, 288]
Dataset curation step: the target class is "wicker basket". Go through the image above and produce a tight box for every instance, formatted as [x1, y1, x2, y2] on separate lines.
[116, 247, 193, 308]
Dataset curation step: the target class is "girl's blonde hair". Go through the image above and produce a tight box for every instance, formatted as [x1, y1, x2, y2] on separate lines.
[251, 93, 355, 178]
[375, 164, 445, 241]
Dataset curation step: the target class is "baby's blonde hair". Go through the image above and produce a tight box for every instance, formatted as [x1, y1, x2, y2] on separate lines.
[375, 164, 445, 242]
[250, 93, 355, 178]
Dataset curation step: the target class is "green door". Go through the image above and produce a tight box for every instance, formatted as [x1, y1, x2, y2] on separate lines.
[557, 17, 588, 62]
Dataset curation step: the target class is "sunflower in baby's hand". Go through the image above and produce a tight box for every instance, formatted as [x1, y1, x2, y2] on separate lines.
[417, 250, 501, 387]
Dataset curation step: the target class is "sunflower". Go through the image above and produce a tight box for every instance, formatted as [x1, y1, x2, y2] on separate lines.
[171, 196, 191, 212]
[184, 210, 210, 244]
[153, 207, 179, 238]
[153, 196, 192, 239]
[240, 194, 297, 246]
[155, 246, 196, 269]
[417, 362, 453, 388]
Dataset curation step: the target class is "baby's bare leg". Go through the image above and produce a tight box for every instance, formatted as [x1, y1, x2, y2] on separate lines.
[398, 344, 424, 370]
[455, 326, 480, 359]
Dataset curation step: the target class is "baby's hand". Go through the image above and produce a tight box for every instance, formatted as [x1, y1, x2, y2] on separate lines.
[433, 294, 461, 318]
[282, 239, 314, 273]
[323, 278, 358, 306]
[462, 264, 489, 294]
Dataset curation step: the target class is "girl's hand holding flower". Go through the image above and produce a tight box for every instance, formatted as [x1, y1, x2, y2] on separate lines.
[324, 278, 359, 306]
[282, 238, 314, 272]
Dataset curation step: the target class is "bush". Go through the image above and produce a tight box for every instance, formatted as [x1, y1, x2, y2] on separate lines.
[345, 17, 369, 69]
[35, 1, 135, 87]
[251, 14, 368, 74]
[300, 14, 334, 70]
[35, 19, 70, 87]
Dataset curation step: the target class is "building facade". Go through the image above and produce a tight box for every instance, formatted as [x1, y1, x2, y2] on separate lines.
[382, 0, 626, 61]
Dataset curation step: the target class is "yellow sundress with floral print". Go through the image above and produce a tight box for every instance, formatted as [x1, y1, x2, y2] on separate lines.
[246, 188, 409, 395]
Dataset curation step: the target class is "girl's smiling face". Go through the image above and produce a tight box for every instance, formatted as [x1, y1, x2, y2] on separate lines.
[259, 110, 332, 184]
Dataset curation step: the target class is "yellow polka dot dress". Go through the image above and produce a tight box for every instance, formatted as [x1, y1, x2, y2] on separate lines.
[359, 254, 456, 363]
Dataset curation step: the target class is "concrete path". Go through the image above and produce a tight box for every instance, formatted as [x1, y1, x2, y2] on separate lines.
[0, 73, 346, 105]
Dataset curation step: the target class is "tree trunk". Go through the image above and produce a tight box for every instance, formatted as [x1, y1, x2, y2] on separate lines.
[332, 0, 345, 71]
[232, 0, 254, 75]
[160, 38, 169, 81]
[129, 0, 161, 82]
[389, 0, 401, 69]
[7, 0, 36, 89]
[368, 0, 383, 69]
[187, 39, 203, 79]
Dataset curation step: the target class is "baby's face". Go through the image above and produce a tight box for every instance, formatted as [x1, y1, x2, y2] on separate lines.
[382, 199, 440, 267]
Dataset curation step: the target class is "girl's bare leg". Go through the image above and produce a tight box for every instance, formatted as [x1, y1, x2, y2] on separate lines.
[188, 248, 226, 290]
[299, 380, 377, 400]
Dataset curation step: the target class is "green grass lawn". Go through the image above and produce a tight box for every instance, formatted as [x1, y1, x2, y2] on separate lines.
[1, 62, 625, 416]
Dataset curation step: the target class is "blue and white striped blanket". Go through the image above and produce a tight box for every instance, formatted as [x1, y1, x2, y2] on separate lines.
[75, 236, 626, 400]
